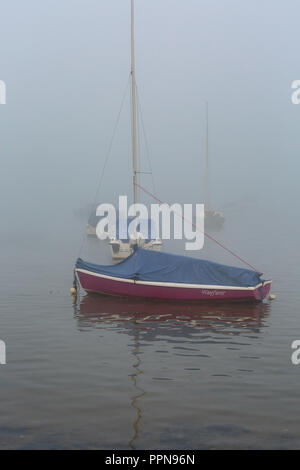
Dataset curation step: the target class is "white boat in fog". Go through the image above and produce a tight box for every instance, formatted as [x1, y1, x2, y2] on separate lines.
[109, 217, 162, 260]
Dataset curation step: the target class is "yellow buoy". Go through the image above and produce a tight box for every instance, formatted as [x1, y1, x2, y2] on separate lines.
[269, 294, 276, 301]
[70, 287, 77, 296]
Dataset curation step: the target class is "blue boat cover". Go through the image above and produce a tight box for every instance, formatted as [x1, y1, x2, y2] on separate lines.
[76, 248, 263, 287]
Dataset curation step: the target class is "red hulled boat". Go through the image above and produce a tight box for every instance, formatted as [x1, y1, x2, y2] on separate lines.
[75, 248, 272, 303]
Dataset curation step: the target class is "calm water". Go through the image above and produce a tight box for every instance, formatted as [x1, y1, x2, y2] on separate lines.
[0, 202, 299, 450]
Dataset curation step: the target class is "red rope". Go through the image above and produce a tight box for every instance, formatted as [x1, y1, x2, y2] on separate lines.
[135, 182, 260, 273]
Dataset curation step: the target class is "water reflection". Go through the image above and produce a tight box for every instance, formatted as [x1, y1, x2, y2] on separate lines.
[76, 294, 270, 335]
[128, 331, 145, 450]
[74, 294, 271, 448]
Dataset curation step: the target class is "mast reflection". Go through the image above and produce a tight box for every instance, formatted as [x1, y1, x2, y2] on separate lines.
[74, 294, 271, 448]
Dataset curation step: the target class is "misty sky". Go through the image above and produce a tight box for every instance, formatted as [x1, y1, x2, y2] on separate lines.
[0, 0, 299, 240]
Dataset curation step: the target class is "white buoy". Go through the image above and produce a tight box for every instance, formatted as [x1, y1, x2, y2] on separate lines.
[269, 294, 276, 301]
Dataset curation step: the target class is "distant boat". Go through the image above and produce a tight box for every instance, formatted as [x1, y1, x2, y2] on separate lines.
[73, 203, 101, 235]
[76, 248, 271, 302]
[203, 102, 225, 230]
[204, 209, 225, 230]
[86, 212, 100, 236]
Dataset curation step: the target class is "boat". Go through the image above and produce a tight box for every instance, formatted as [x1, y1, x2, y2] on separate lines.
[204, 209, 225, 230]
[86, 212, 101, 236]
[202, 102, 225, 230]
[110, 237, 162, 260]
[74, 2, 272, 304]
[109, 218, 162, 260]
[75, 247, 272, 302]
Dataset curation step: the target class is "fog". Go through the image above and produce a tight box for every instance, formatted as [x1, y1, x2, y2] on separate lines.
[0, 0, 299, 253]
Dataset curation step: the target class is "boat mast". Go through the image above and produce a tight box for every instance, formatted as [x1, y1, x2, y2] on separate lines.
[131, 0, 138, 206]
[204, 101, 211, 211]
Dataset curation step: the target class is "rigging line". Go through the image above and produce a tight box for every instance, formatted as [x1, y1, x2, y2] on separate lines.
[77, 75, 131, 258]
[135, 182, 261, 273]
[135, 84, 157, 196]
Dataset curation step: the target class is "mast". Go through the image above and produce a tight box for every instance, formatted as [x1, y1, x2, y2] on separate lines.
[204, 101, 211, 211]
[131, 0, 138, 206]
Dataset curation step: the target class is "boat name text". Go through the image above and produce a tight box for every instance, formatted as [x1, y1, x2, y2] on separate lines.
[201, 290, 226, 296]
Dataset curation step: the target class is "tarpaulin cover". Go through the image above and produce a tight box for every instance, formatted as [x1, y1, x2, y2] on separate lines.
[76, 248, 264, 287]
